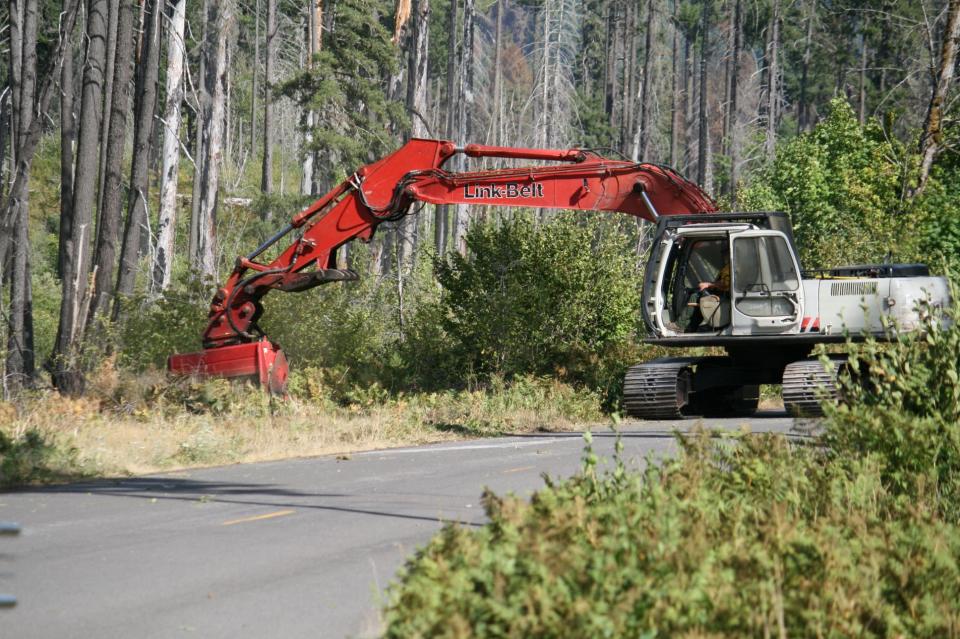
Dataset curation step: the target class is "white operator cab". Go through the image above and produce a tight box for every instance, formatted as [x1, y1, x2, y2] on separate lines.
[648, 223, 805, 339]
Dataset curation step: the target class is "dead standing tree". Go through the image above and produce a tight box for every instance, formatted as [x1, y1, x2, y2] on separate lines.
[192, 0, 235, 279]
[113, 0, 163, 317]
[86, 0, 138, 326]
[153, 0, 188, 292]
[916, 0, 960, 195]
[51, 0, 108, 394]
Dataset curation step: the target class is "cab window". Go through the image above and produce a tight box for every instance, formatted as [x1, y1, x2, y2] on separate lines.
[733, 236, 799, 294]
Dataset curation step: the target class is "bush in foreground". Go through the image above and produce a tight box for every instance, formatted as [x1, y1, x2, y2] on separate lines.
[825, 296, 960, 519]
[382, 432, 960, 638]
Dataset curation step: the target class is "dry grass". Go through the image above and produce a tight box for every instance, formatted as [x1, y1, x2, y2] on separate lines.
[1, 370, 603, 481]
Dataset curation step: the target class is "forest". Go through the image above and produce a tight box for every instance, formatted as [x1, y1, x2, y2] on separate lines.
[0, 0, 959, 400]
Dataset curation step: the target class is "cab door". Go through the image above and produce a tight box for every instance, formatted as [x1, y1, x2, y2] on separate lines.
[729, 230, 804, 335]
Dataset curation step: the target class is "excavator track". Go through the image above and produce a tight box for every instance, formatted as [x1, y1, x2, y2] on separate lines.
[782, 358, 843, 417]
[623, 358, 695, 419]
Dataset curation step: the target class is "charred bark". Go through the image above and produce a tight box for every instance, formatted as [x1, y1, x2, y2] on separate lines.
[87, 0, 137, 325]
[52, 0, 108, 394]
[114, 0, 163, 316]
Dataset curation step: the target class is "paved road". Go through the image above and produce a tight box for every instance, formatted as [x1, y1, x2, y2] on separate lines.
[1, 413, 811, 638]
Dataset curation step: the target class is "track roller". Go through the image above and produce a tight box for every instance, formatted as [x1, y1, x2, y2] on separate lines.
[782, 357, 843, 417]
[623, 358, 695, 419]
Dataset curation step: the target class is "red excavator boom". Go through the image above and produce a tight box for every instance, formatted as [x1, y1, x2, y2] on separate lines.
[168, 139, 716, 391]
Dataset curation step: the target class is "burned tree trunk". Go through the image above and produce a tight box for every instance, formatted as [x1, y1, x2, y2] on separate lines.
[52, 0, 109, 393]
[152, 0, 187, 292]
[193, 0, 235, 278]
[114, 0, 163, 315]
[58, 28, 76, 280]
[86, 0, 137, 325]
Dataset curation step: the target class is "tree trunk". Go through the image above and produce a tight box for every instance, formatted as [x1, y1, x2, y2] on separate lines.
[152, 0, 187, 292]
[797, 0, 812, 134]
[4, 0, 37, 393]
[728, 0, 741, 200]
[194, 0, 234, 279]
[637, 0, 653, 160]
[669, 0, 679, 167]
[52, 0, 109, 394]
[490, 0, 504, 145]
[86, 0, 136, 325]
[113, 0, 162, 315]
[453, 0, 474, 254]
[435, 0, 458, 255]
[58, 31, 76, 280]
[696, 0, 709, 185]
[764, 0, 780, 162]
[261, 0, 276, 196]
[189, 0, 209, 266]
[917, 0, 960, 194]
[399, 0, 429, 268]
[300, 0, 322, 196]
[858, 21, 868, 125]
[251, 0, 259, 154]
[96, 0, 120, 217]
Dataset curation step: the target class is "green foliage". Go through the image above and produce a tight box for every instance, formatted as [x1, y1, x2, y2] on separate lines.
[0, 428, 85, 486]
[279, 0, 406, 185]
[422, 216, 643, 392]
[116, 273, 214, 370]
[914, 165, 960, 274]
[825, 296, 960, 519]
[383, 431, 960, 637]
[739, 99, 911, 268]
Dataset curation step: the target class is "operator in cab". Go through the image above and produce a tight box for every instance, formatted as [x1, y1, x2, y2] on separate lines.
[688, 257, 730, 332]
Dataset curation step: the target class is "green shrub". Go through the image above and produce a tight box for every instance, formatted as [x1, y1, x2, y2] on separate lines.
[383, 431, 960, 637]
[825, 297, 960, 518]
[116, 272, 214, 370]
[739, 99, 912, 269]
[0, 428, 85, 486]
[415, 215, 646, 394]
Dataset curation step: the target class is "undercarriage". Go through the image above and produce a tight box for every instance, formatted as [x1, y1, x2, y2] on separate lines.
[623, 344, 845, 419]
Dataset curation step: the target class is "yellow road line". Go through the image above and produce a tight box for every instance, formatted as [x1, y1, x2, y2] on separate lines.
[221, 509, 295, 526]
[502, 465, 536, 474]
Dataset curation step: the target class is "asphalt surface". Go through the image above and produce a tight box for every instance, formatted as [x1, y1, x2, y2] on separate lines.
[1, 412, 811, 638]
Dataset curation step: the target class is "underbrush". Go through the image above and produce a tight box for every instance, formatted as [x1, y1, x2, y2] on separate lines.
[0, 368, 603, 484]
[383, 431, 960, 637]
[0, 427, 89, 487]
[824, 298, 960, 519]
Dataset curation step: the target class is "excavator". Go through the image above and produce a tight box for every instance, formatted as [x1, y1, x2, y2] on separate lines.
[168, 138, 951, 417]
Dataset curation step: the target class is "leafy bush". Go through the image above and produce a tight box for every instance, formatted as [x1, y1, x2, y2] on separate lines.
[0, 428, 85, 486]
[383, 431, 960, 637]
[410, 215, 646, 394]
[115, 272, 214, 370]
[914, 165, 960, 274]
[825, 296, 960, 518]
[739, 99, 912, 269]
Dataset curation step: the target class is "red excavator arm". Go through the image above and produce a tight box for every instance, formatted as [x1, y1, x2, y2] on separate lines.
[168, 138, 716, 391]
